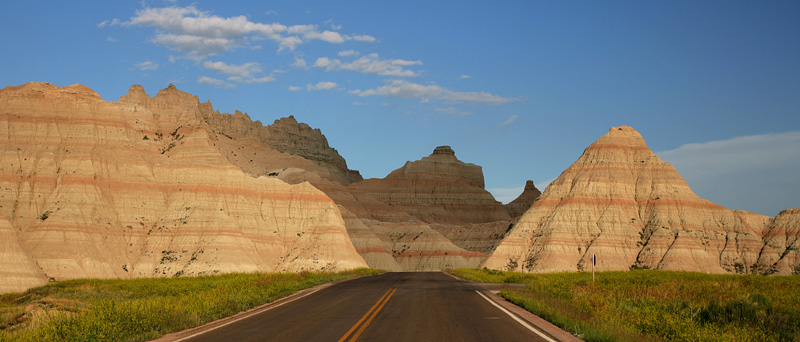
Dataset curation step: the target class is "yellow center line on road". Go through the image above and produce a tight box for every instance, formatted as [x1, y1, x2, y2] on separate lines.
[338, 288, 397, 342]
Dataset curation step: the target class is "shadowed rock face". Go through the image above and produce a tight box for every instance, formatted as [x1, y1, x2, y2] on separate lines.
[505, 180, 542, 218]
[483, 126, 799, 275]
[350, 146, 510, 225]
[0, 82, 367, 294]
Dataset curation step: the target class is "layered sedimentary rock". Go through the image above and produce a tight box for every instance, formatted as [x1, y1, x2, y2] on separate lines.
[0, 82, 366, 293]
[757, 209, 800, 274]
[483, 126, 783, 274]
[505, 180, 542, 218]
[0, 215, 48, 293]
[350, 146, 510, 225]
[208, 119, 510, 271]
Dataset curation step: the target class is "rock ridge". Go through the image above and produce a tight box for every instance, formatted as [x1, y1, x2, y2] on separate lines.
[483, 126, 799, 275]
[0, 82, 367, 294]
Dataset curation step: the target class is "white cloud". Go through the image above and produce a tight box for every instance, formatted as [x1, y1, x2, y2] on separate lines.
[202, 60, 275, 83]
[130, 6, 286, 40]
[391, 59, 423, 67]
[459, 74, 471, 79]
[197, 76, 233, 88]
[499, 114, 518, 127]
[349, 80, 520, 104]
[292, 57, 307, 68]
[313, 57, 332, 68]
[97, 18, 120, 28]
[338, 50, 360, 57]
[353, 101, 366, 106]
[350, 34, 377, 43]
[278, 36, 303, 51]
[658, 131, 800, 216]
[307, 81, 338, 91]
[288, 86, 302, 91]
[305, 30, 346, 43]
[107, 37, 118, 43]
[135, 61, 159, 71]
[203, 60, 261, 78]
[313, 53, 422, 77]
[152, 34, 235, 58]
[325, 19, 342, 31]
[125, 5, 375, 56]
[245, 76, 276, 83]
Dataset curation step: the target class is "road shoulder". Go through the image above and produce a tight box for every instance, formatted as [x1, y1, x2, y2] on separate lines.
[444, 272, 584, 342]
[151, 275, 374, 342]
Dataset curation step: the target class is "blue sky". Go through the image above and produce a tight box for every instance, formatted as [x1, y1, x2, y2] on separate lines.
[2, 1, 798, 216]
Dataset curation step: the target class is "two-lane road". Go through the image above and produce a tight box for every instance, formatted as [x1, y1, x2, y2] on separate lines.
[172, 272, 561, 342]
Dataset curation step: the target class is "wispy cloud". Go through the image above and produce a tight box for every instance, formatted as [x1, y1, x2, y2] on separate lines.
[97, 18, 121, 28]
[313, 53, 421, 77]
[658, 131, 800, 215]
[435, 107, 471, 116]
[122, 5, 375, 58]
[307, 81, 338, 91]
[338, 50, 359, 57]
[292, 57, 307, 68]
[349, 34, 377, 43]
[459, 74, 471, 79]
[197, 76, 234, 88]
[135, 61, 159, 71]
[202, 60, 275, 84]
[350, 80, 521, 105]
[499, 114, 518, 127]
[288, 86, 302, 91]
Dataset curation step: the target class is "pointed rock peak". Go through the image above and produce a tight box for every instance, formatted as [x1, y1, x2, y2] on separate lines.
[505, 180, 542, 217]
[157, 83, 184, 96]
[153, 83, 201, 105]
[118, 84, 150, 104]
[275, 115, 298, 124]
[524, 180, 537, 190]
[127, 84, 147, 96]
[586, 125, 650, 152]
[428, 146, 458, 161]
[432, 145, 455, 156]
[65, 83, 99, 94]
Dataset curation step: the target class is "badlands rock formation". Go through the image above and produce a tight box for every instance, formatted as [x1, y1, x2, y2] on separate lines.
[350, 146, 510, 225]
[504, 180, 542, 218]
[483, 126, 800, 275]
[757, 209, 800, 274]
[209, 125, 510, 271]
[0, 82, 367, 294]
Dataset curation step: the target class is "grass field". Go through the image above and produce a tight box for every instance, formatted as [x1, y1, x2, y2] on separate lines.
[0, 268, 381, 342]
[449, 268, 800, 342]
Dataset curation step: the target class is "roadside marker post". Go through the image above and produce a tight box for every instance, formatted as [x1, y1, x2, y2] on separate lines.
[592, 254, 596, 283]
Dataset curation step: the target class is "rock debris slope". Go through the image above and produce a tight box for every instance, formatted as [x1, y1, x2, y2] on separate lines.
[0, 83, 366, 293]
[483, 126, 799, 274]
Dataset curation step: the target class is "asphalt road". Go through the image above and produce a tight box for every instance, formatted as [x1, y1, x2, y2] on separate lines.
[176, 272, 557, 342]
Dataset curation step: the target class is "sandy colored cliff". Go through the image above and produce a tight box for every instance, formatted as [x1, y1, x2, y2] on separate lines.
[0, 82, 366, 293]
[484, 126, 796, 274]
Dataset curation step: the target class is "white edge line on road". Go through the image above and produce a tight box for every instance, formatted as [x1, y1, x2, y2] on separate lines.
[173, 287, 325, 342]
[475, 290, 559, 342]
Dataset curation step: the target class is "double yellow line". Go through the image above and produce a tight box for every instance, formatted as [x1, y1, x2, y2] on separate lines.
[338, 288, 397, 342]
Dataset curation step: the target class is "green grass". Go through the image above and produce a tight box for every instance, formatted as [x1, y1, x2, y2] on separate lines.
[0, 268, 381, 342]
[449, 268, 800, 342]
